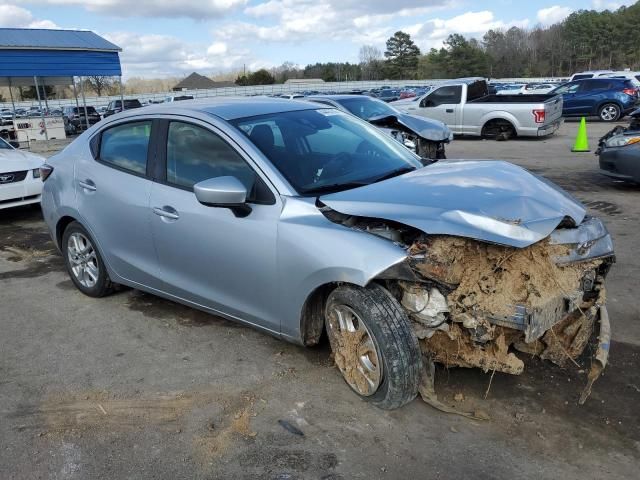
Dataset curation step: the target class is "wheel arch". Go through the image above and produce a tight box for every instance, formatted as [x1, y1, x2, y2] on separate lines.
[595, 100, 623, 116]
[480, 114, 518, 137]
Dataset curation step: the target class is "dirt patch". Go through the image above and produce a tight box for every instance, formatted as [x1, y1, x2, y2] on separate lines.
[410, 235, 601, 319]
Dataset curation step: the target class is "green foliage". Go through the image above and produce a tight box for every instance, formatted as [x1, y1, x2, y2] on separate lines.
[384, 31, 421, 79]
[303, 62, 361, 82]
[235, 69, 276, 86]
[415, 3, 640, 79]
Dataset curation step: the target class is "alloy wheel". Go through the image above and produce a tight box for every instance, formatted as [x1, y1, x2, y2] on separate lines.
[600, 105, 619, 121]
[67, 232, 99, 288]
[326, 304, 383, 396]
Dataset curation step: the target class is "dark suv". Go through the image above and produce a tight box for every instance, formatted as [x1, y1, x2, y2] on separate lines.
[550, 78, 639, 121]
[103, 99, 143, 118]
[62, 106, 101, 134]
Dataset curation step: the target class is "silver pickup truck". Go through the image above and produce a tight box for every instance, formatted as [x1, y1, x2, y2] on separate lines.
[392, 78, 563, 139]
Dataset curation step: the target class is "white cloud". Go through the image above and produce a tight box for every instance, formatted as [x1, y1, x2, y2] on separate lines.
[536, 6, 572, 25]
[0, 4, 58, 28]
[15, 0, 247, 20]
[410, 11, 530, 50]
[592, 0, 636, 10]
[103, 32, 255, 77]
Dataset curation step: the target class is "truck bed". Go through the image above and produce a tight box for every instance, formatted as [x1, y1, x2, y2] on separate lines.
[469, 94, 558, 104]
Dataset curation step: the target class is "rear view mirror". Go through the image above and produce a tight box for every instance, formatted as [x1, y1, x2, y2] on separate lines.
[194, 176, 251, 217]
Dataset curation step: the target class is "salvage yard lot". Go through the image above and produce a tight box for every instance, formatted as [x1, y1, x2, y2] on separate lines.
[1, 121, 639, 479]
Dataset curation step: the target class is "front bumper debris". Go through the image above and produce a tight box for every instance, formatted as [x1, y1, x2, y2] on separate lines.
[579, 305, 610, 404]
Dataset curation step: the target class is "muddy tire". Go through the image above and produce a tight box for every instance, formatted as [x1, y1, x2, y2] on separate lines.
[62, 221, 114, 297]
[325, 283, 422, 410]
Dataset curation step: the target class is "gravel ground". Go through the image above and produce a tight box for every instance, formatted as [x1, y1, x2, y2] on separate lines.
[1, 120, 639, 479]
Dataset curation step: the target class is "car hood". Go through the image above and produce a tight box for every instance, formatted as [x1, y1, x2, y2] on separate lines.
[0, 149, 45, 172]
[320, 160, 586, 248]
[368, 112, 452, 142]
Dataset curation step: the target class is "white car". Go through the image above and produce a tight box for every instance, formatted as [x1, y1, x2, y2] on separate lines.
[517, 83, 557, 94]
[0, 138, 46, 209]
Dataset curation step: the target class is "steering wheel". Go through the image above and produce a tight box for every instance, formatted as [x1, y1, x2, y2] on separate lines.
[356, 139, 383, 157]
[319, 152, 352, 180]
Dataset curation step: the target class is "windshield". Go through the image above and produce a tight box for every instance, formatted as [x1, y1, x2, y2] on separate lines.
[0, 138, 13, 150]
[232, 109, 422, 195]
[336, 97, 397, 121]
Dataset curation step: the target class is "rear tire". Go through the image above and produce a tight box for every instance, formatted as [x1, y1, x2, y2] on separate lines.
[325, 283, 422, 410]
[62, 221, 113, 297]
[481, 119, 516, 140]
[599, 103, 621, 122]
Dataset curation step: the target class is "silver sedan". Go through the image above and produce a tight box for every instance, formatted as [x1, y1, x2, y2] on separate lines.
[41, 98, 615, 409]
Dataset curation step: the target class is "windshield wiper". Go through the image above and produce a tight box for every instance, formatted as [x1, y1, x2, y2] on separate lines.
[300, 181, 369, 195]
[369, 166, 416, 184]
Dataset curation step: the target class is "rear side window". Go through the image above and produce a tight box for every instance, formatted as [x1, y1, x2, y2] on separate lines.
[98, 121, 151, 175]
[166, 121, 257, 192]
[572, 74, 592, 80]
[581, 80, 611, 91]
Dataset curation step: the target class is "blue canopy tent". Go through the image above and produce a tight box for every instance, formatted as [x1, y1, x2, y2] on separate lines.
[0, 28, 122, 140]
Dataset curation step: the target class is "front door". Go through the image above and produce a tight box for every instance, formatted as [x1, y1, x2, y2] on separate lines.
[149, 119, 282, 333]
[414, 85, 461, 131]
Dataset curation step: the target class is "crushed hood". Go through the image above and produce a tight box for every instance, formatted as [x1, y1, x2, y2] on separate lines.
[320, 160, 586, 248]
[0, 149, 45, 173]
[368, 112, 452, 142]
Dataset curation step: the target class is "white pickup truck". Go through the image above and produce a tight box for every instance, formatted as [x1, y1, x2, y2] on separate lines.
[392, 78, 563, 139]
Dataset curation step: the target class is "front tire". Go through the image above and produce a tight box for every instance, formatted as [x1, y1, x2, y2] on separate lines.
[62, 221, 113, 297]
[325, 283, 422, 410]
[599, 103, 621, 122]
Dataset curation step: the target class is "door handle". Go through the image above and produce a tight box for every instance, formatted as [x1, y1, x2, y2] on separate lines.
[78, 179, 96, 191]
[153, 206, 180, 220]
[446, 108, 454, 113]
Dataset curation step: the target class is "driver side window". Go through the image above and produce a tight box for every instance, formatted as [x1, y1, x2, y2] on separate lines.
[421, 85, 462, 107]
[166, 121, 257, 192]
[555, 83, 580, 94]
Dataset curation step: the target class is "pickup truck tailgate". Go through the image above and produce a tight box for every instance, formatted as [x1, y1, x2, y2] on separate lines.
[545, 95, 563, 122]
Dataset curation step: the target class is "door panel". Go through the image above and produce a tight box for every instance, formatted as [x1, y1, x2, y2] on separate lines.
[150, 119, 281, 332]
[75, 120, 161, 288]
[417, 85, 461, 131]
[150, 184, 280, 331]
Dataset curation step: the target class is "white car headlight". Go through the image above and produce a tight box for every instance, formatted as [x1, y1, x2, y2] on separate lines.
[604, 135, 640, 148]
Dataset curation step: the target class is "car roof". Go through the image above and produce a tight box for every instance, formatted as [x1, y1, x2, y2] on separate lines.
[118, 96, 326, 121]
[307, 94, 373, 101]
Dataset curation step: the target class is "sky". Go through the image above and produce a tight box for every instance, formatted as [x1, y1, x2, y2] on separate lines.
[0, 0, 636, 79]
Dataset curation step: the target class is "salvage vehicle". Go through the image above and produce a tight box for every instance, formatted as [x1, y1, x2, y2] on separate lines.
[40, 98, 614, 410]
[307, 94, 452, 159]
[103, 99, 143, 118]
[62, 106, 101, 135]
[392, 78, 563, 139]
[597, 107, 640, 182]
[549, 78, 639, 122]
[0, 137, 45, 209]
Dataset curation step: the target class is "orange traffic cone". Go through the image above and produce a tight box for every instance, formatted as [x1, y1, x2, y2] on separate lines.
[571, 117, 590, 152]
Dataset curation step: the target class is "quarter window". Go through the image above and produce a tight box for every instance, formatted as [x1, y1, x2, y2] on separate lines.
[99, 121, 151, 175]
[166, 121, 258, 192]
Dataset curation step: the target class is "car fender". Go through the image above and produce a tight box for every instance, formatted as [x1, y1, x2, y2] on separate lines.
[276, 196, 408, 343]
[480, 111, 520, 132]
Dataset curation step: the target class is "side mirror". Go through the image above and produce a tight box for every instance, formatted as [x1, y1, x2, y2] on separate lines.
[194, 176, 251, 217]
[9, 141, 20, 149]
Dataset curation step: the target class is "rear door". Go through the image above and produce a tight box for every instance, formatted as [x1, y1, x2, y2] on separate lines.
[148, 118, 282, 332]
[574, 80, 610, 115]
[76, 119, 163, 289]
[415, 85, 462, 130]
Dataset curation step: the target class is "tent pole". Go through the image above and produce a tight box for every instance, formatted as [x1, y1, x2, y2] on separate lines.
[34, 76, 49, 141]
[8, 78, 16, 123]
[71, 77, 81, 136]
[119, 76, 125, 112]
[79, 76, 90, 130]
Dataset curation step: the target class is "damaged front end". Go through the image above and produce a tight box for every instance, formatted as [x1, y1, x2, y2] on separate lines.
[368, 114, 452, 160]
[322, 203, 615, 404]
